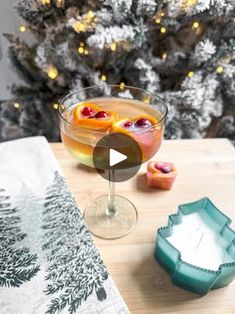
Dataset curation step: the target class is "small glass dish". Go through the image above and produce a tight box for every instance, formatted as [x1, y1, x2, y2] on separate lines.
[154, 197, 235, 295]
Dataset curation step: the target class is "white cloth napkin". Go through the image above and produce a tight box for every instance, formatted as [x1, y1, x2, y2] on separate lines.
[0, 136, 129, 314]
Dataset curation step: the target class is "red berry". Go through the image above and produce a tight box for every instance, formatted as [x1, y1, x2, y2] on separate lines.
[154, 162, 165, 170]
[136, 118, 152, 128]
[123, 121, 133, 128]
[95, 111, 108, 118]
[161, 166, 171, 173]
[82, 106, 93, 116]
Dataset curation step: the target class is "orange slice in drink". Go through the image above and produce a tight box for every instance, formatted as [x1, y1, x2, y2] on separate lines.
[73, 102, 101, 121]
[73, 102, 119, 130]
[112, 114, 163, 161]
[112, 114, 158, 134]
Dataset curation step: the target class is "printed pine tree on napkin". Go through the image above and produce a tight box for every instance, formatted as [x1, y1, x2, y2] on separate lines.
[0, 137, 129, 314]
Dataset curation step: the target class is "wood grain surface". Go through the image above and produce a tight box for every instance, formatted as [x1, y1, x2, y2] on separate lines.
[51, 139, 235, 314]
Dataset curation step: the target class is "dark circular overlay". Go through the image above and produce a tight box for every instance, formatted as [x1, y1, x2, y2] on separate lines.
[93, 132, 142, 182]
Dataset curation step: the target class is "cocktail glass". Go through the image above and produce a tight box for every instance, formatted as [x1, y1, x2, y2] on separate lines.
[58, 85, 168, 239]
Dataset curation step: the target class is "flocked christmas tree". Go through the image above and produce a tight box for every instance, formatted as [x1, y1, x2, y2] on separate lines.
[0, 0, 234, 142]
[0, 188, 40, 287]
[42, 171, 108, 314]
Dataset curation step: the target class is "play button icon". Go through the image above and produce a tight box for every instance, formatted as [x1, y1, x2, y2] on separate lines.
[109, 149, 127, 167]
[93, 132, 142, 182]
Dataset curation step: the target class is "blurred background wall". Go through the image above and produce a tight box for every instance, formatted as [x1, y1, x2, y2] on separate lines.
[0, 0, 21, 100]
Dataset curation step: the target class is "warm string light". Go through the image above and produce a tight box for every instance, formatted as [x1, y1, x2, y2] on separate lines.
[181, 0, 198, 10]
[186, 67, 223, 78]
[19, 25, 26, 32]
[154, 9, 166, 25]
[77, 42, 89, 55]
[216, 66, 224, 74]
[155, 18, 161, 24]
[101, 74, 106, 81]
[160, 27, 167, 34]
[78, 47, 84, 54]
[74, 21, 85, 32]
[53, 103, 59, 110]
[13, 102, 21, 109]
[188, 71, 194, 77]
[192, 21, 200, 29]
[153, 10, 167, 36]
[110, 42, 117, 51]
[162, 52, 168, 60]
[45, 65, 59, 80]
[87, 10, 95, 20]
[73, 10, 96, 33]
[119, 82, 125, 89]
[40, 0, 51, 5]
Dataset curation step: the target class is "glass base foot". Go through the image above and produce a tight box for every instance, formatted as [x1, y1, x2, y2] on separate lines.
[84, 194, 138, 239]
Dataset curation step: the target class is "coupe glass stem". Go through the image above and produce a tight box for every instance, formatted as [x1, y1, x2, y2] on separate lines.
[106, 169, 116, 217]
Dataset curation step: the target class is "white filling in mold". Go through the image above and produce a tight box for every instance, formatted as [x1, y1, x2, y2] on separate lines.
[167, 212, 233, 271]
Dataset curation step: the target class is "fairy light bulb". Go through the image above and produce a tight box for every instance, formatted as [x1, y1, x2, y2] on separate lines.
[187, 0, 197, 5]
[183, 0, 198, 8]
[53, 103, 59, 110]
[87, 10, 95, 19]
[101, 74, 106, 81]
[216, 66, 224, 74]
[120, 82, 125, 89]
[19, 25, 26, 32]
[110, 42, 117, 51]
[84, 49, 89, 55]
[78, 47, 84, 54]
[192, 21, 200, 29]
[162, 52, 168, 60]
[74, 21, 85, 32]
[160, 12, 165, 17]
[45, 65, 58, 80]
[80, 42, 85, 47]
[188, 71, 194, 78]
[41, 0, 51, 4]
[160, 27, 167, 34]
[13, 102, 21, 109]
[155, 18, 161, 24]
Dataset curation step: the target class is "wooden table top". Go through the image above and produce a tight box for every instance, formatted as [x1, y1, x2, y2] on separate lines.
[51, 139, 235, 314]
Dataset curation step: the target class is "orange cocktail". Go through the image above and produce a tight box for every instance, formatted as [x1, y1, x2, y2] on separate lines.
[60, 97, 164, 167]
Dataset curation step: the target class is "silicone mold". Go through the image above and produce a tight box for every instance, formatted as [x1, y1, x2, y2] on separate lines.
[154, 198, 235, 295]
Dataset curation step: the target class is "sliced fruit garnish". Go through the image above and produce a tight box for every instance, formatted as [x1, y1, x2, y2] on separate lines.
[112, 114, 161, 162]
[73, 102, 102, 121]
[112, 114, 158, 134]
[73, 103, 119, 130]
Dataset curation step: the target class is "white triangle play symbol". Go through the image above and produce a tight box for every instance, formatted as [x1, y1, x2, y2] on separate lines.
[109, 149, 127, 167]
